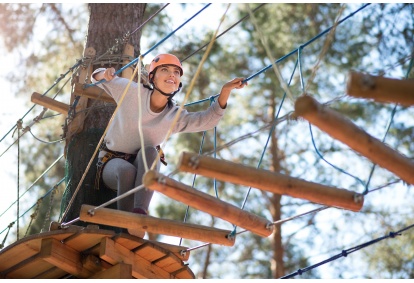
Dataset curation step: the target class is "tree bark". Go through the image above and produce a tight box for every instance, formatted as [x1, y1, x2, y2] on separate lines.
[269, 95, 285, 278]
[62, 4, 146, 229]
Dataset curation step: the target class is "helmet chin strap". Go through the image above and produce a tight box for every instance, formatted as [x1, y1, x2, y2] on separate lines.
[151, 79, 182, 98]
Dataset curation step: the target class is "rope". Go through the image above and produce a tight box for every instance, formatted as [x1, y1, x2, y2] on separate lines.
[89, 3, 212, 87]
[280, 222, 414, 279]
[65, 4, 231, 225]
[294, 5, 368, 191]
[0, 60, 81, 144]
[0, 70, 72, 157]
[0, 154, 64, 219]
[0, 108, 48, 159]
[242, 4, 371, 85]
[25, 199, 42, 237]
[16, 121, 21, 241]
[230, 55, 299, 237]
[181, 3, 266, 62]
[42, 187, 57, 232]
[304, 4, 346, 95]
[89, 3, 170, 73]
[154, 4, 231, 171]
[62, 3, 213, 223]
[131, 4, 170, 35]
[245, 3, 295, 102]
[60, 62, 141, 222]
[179, 98, 215, 247]
[362, 53, 414, 195]
[0, 222, 14, 249]
[0, 178, 65, 238]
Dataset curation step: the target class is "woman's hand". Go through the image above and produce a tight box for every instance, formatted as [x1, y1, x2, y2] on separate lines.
[218, 78, 248, 108]
[93, 67, 117, 81]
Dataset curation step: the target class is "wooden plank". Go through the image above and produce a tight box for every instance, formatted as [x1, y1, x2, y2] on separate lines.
[133, 242, 167, 262]
[143, 170, 274, 237]
[82, 254, 112, 274]
[2, 253, 53, 279]
[73, 83, 115, 103]
[113, 234, 190, 261]
[89, 262, 132, 279]
[148, 240, 190, 262]
[295, 95, 414, 185]
[39, 238, 93, 278]
[63, 228, 115, 252]
[67, 47, 95, 138]
[178, 152, 364, 212]
[172, 266, 195, 279]
[0, 229, 76, 273]
[80, 204, 235, 246]
[347, 71, 414, 107]
[31, 92, 70, 115]
[99, 237, 174, 279]
[152, 254, 183, 273]
[121, 43, 134, 79]
[34, 266, 68, 279]
[112, 233, 146, 250]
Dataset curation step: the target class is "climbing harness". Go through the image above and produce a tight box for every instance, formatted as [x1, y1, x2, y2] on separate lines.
[95, 143, 138, 191]
[95, 143, 167, 190]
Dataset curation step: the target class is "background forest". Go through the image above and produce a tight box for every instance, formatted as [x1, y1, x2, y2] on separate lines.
[0, 3, 413, 279]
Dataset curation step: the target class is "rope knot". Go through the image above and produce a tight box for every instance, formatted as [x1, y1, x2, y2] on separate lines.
[16, 119, 23, 130]
[388, 231, 400, 238]
[209, 95, 216, 102]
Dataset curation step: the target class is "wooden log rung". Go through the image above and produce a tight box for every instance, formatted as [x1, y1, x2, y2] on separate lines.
[178, 152, 364, 212]
[347, 71, 414, 107]
[143, 170, 274, 238]
[294, 95, 414, 185]
[31, 92, 70, 115]
[79, 204, 235, 247]
[73, 83, 115, 103]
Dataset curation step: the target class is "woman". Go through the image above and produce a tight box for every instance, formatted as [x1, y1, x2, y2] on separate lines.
[92, 53, 247, 237]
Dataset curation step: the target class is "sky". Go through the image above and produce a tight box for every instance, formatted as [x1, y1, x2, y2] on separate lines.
[0, 3, 413, 279]
[0, 1, 233, 248]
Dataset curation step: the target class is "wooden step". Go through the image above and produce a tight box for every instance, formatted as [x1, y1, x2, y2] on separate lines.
[73, 83, 115, 103]
[347, 71, 414, 107]
[178, 152, 364, 212]
[79, 204, 235, 246]
[0, 226, 194, 279]
[294, 95, 414, 185]
[31, 92, 70, 115]
[143, 170, 274, 237]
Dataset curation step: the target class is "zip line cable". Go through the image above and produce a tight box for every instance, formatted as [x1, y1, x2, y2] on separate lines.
[242, 3, 371, 85]
[280, 222, 414, 279]
[0, 61, 82, 144]
[0, 4, 168, 149]
[1, 4, 411, 277]
[0, 178, 65, 240]
[87, 3, 212, 88]
[181, 3, 266, 62]
[0, 154, 64, 219]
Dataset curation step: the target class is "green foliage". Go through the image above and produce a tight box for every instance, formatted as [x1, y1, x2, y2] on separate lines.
[1, 2, 414, 279]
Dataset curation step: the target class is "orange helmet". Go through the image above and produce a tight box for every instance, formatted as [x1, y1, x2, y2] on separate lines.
[149, 53, 183, 76]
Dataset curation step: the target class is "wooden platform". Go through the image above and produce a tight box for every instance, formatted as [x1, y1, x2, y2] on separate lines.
[0, 225, 194, 279]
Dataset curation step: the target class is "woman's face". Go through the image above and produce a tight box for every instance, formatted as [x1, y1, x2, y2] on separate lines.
[152, 65, 181, 94]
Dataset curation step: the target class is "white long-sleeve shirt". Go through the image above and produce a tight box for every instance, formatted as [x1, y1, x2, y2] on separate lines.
[91, 68, 225, 156]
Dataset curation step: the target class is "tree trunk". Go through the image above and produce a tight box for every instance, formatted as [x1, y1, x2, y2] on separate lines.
[269, 95, 285, 278]
[62, 4, 146, 229]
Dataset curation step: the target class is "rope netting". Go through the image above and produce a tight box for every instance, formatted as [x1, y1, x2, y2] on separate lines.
[0, 2, 413, 278]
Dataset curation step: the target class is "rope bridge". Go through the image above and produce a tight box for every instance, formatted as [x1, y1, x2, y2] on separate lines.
[0, 2, 413, 279]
